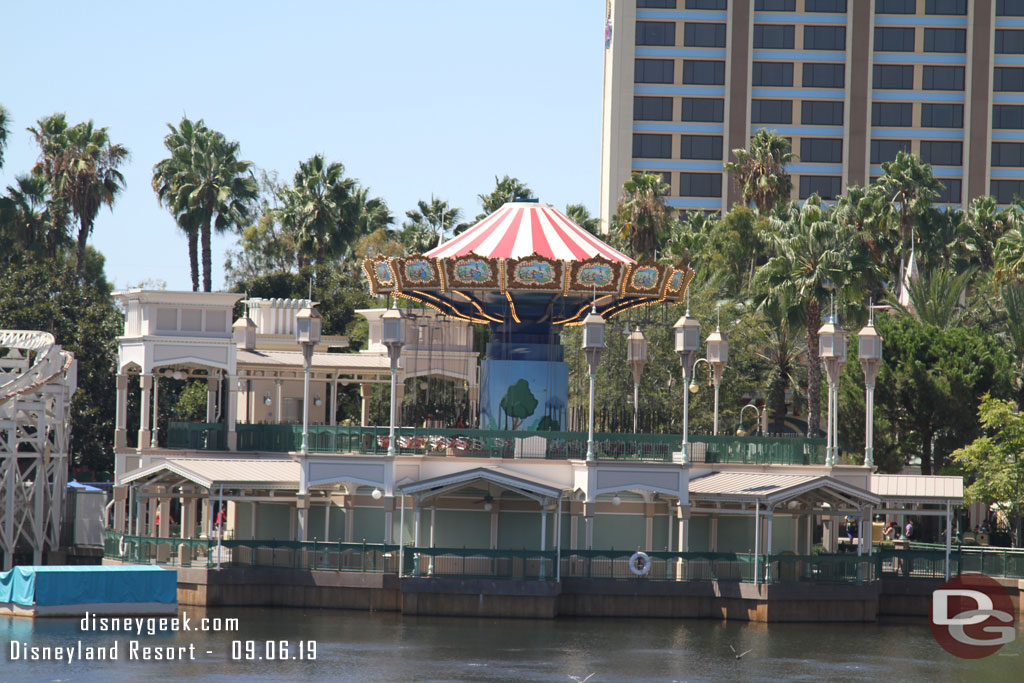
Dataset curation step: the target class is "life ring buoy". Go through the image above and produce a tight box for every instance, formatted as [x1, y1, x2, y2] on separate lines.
[629, 551, 651, 576]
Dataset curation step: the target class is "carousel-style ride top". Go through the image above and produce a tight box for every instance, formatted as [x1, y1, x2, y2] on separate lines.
[363, 201, 694, 431]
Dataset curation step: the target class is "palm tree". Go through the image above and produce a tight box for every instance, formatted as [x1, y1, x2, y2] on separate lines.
[0, 104, 8, 170]
[565, 203, 600, 235]
[994, 202, 1024, 282]
[889, 265, 975, 328]
[353, 185, 395, 237]
[755, 196, 871, 438]
[960, 195, 1010, 271]
[280, 154, 356, 269]
[876, 151, 941, 288]
[152, 117, 257, 291]
[614, 172, 672, 262]
[403, 196, 462, 249]
[724, 129, 795, 214]
[475, 175, 534, 221]
[28, 113, 128, 277]
[2, 174, 67, 258]
[756, 296, 805, 435]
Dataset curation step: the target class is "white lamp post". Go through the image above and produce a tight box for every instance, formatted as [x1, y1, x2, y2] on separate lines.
[674, 303, 701, 465]
[582, 303, 606, 461]
[296, 303, 322, 455]
[858, 307, 883, 469]
[382, 305, 406, 457]
[818, 301, 847, 467]
[736, 403, 761, 436]
[626, 326, 648, 434]
[690, 308, 728, 436]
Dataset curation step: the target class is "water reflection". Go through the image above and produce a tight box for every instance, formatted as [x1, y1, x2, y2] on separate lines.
[0, 607, 1020, 682]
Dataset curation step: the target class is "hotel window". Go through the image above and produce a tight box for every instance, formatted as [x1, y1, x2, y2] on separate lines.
[992, 142, 1024, 166]
[751, 99, 793, 123]
[632, 134, 673, 159]
[920, 140, 962, 166]
[686, 0, 727, 8]
[998, 0, 1024, 15]
[755, 0, 795, 9]
[752, 62, 794, 86]
[800, 138, 843, 163]
[923, 29, 966, 53]
[872, 102, 913, 127]
[803, 63, 845, 88]
[996, 67, 1024, 92]
[922, 66, 965, 91]
[681, 135, 724, 159]
[935, 179, 962, 204]
[992, 180, 1024, 204]
[806, 0, 846, 11]
[682, 97, 726, 121]
[799, 176, 842, 200]
[871, 139, 911, 163]
[634, 96, 674, 121]
[753, 25, 795, 49]
[683, 60, 726, 84]
[876, 0, 916, 12]
[636, 22, 676, 46]
[679, 172, 723, 197]
[921, 103, 963, 128]
[684, 23, 727, 47]
[996, 30, 1024, 54]
[804, 26, 845, 51]
[874, 28, 915, 52]
[925, 0, 966, 13]
[638, 0, 678, 7]
[801, 100, 843, 125]
[635, 59, 675, 84]
[993, 105, 1024, 128]
[873, 65, 914, 89]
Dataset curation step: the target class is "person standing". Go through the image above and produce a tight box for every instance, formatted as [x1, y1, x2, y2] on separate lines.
[904, 519, 914, 540]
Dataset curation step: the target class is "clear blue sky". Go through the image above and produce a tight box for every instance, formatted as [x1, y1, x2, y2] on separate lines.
[1, 1, 604, 291]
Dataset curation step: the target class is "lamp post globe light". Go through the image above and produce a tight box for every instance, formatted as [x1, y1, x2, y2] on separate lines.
[626, 326, 648, 434]
[818, 304, 847, 467]
[382, 305, 406, 457]
[858, 307, 883, 468]
[295, 303, 322, 455]
[674, 304, 701, 465]
[582, 303, 606, 461]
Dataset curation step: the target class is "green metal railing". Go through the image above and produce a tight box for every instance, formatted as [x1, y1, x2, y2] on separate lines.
[877, 543, 1024, 580]
[169, 422, 825, 465]
[104, 532, 400, 572]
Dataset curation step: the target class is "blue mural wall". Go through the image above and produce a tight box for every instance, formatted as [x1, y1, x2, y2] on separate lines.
[479, 360, 568, 431]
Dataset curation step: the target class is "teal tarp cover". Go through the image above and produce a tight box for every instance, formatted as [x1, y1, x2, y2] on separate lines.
[0, 566, 176, 606]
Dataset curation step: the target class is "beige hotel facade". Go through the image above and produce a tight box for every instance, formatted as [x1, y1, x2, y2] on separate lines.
[600, 0, 1024, 228]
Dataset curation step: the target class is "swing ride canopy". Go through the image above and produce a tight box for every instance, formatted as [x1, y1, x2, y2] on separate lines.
[363, 202, 694, 326]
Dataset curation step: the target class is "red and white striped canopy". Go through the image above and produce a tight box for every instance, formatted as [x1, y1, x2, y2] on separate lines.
[424, 202, 634, 263]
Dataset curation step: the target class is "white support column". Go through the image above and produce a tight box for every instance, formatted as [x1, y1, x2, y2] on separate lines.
[226, 376, 238, 450]
[206, 378, 218, 423]
[250, 501, 257, 540]
[489, 502, 499, 549]
[709, 515, 719, 552]
[383, 496, 394, 544]
[540, 507, 548, 551]
[150, 376, 160, 448]
[584, 503, 595, 550]
[644, 502, 654, 551]
[138, 374, 152, 448]
[344, 496, 354, 542]
[360, 383, 372, 427]
[323, 499, 331, 541]
[115, 374, 129, 449]
[330, 379, 339, 427]
[274, 379, 283, 425]
[765, 509, 774, 583]
[792, 515, 800, 554]
[753, 504, 761, 586]
[945, 501, 952, 581]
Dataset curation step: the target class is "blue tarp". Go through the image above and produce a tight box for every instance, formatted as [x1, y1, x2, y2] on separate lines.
[0, 566, 176, 606]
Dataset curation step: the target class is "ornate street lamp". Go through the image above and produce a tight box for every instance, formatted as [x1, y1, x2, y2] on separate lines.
[674, 303, 700, 464]
[382, 305, 406, 457]
[582, 303, 606, 461]
[736, 403, 761, 437]
[858, 306, 884, 468]
[818, 301, 847, 466]
[296, 302, 322, 455]
[626, 326, 648, 434]
[690, 307, 728, 435]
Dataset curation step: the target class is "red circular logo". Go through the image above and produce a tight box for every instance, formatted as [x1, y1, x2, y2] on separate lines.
[930, 573, 1016, 659]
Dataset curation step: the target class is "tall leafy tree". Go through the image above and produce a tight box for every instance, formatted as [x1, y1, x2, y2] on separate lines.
[280, 154, 357, 269]
[889, 265, 975, 328]
[152, 117, 257, 291]
[0, 103, 8, 170]
[755, 196, 871, 438]
[565, 203, 600, 235]
[402, 196, 462, 252]
[0, 174, 67, 260]
[960, 195, 1012, 271]
[724, 129, 795, 214]
[28, 113, 128, 277]
[614, 172, 672, 262]
[354, 185, 395, 236]
[875, 151, 941, 286]
[475, 175, 534, 221]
